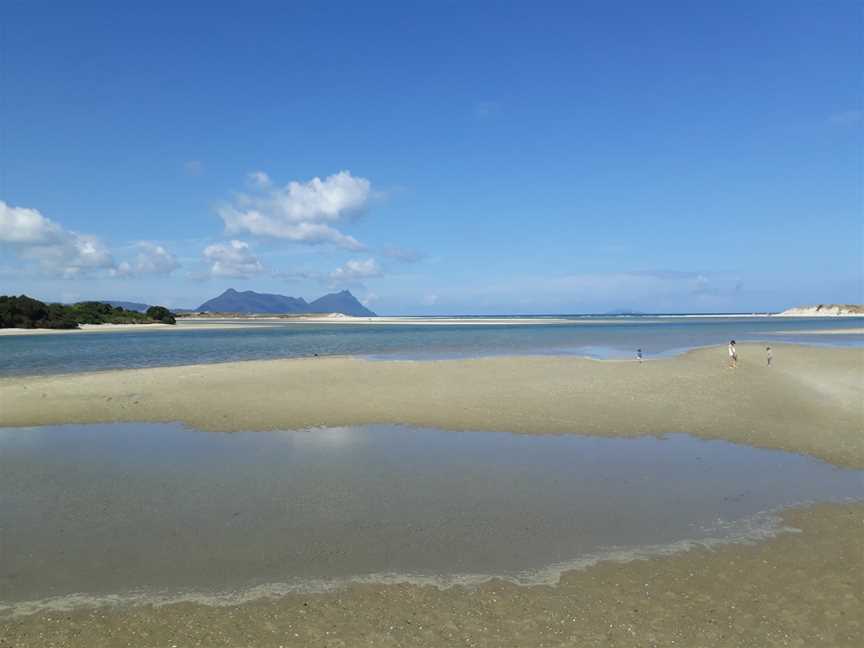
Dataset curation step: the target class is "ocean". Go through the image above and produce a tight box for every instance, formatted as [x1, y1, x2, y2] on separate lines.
[0, 315, 861, 377]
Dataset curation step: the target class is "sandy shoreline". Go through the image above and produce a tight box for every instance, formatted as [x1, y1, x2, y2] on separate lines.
[181, 315, 582, 325]
[1, 315, 861, 336]
[0, 321, 274, 336]
[1, 343, 862, 468]
[766, 327, 864, 335]
[2, 501, 861, 647]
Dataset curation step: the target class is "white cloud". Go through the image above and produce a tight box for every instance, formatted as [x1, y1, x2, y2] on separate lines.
[330, 257, 382, 283]
[361, 292, 379, 306]
[113, 242, 181, 277]
[218, 170, 371, 250]
[1, 201, 183, 281]
[0, 201, 64, 244]
[203, 240, 264, 278]
[1, 201, 116, 277]
[247, 171, 272, 189]
[112, 261, 133, 277]
[133, 242, 180, 274]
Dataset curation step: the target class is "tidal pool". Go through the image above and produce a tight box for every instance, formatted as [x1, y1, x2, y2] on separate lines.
[0, 423, 861, 614]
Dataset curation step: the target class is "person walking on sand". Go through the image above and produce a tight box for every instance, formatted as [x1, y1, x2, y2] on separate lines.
[636, 348, 643, 363]
[766, 346, 772, 367]
[728, 340, 737, 368]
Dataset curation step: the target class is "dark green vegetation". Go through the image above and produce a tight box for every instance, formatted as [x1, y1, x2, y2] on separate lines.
[145, 305, 176, 324]
[0, 295, 176, 329]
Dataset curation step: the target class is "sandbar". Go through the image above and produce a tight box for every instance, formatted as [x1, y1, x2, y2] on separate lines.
[1, 343, 862, 468]
[180, 315, 591, 325]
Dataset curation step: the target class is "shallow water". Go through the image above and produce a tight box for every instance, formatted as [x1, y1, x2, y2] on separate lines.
[1, 423, 861, 613]
[0, 316, 861, 376]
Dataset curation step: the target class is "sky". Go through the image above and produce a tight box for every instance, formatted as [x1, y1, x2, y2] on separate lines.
[1, 0, 861, 314]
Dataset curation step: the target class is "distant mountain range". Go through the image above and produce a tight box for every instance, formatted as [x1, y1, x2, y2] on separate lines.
[98, 300, 151, 313]
[196, 289, 376, 317]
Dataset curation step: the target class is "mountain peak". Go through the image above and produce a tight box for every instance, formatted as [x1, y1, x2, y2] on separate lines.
[307, 290, 375, 317]
[197, 289, 375, 316]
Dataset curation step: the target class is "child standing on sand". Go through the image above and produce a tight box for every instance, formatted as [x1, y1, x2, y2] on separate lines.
[766, 346, 772, 367]
[728, 340, 737, 368]
[636, 348, 643, 363]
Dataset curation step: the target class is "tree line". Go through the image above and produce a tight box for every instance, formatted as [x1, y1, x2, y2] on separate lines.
[0, 295, 176, 329]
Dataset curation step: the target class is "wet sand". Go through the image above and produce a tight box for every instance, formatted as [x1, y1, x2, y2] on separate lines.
[1, 343, 862, 468]
[2, 502, 861, 647]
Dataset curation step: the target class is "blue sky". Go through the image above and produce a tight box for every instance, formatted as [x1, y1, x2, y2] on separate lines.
[1, 0, 861, 314]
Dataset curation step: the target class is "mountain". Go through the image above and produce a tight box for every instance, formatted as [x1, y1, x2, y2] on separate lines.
[197, 289, 309, 314]
[307, 290, 376, 317]
[98, 300, 150, 313]
[196, 289, 376, 316]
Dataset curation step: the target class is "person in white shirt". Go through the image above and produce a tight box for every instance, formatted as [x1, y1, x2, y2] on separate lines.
[728, 340, 737, 368]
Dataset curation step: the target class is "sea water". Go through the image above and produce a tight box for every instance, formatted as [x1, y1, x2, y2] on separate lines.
[0, 315, 861, 377]
[1, 423, 862, 614]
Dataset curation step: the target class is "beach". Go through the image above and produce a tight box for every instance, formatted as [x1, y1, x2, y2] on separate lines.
[2, 343, 862, 467]
[6, 1, 861, 644]
[0, 321, 268, 336]
[1, 341, 862, 647]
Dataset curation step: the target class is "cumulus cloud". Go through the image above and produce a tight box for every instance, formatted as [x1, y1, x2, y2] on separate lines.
[0, 201, 65, 244]
[329, 258, 383, 283]
[218, 170, 371, 250]
[113, 242, 181, 277]
[203, 240, 264, 278]
[1, 201, 116, 277]
[247, 171, 272, 189]
[135, 242, 180, 274]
